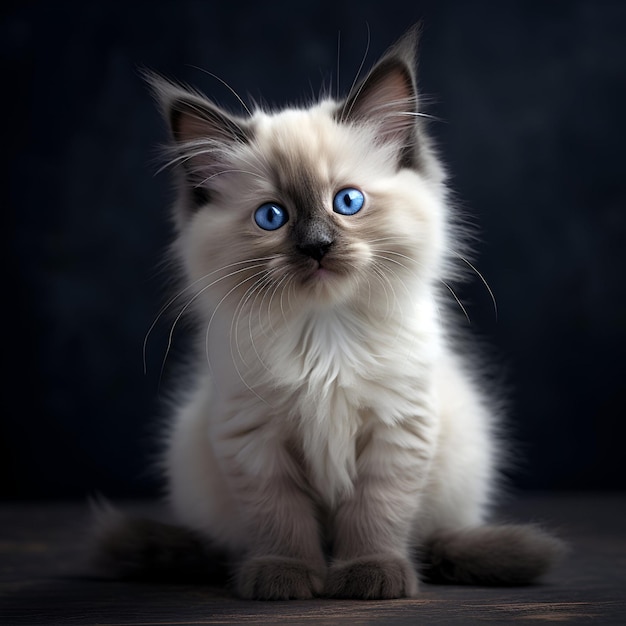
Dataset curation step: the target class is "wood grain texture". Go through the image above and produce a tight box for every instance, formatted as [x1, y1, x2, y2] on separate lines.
[1, 494, 624, 625]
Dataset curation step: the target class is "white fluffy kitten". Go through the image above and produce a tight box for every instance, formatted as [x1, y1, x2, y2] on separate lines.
[95, 28, 562, 599]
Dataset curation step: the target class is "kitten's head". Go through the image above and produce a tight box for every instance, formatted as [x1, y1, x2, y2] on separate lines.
[152, 28, 450, 317]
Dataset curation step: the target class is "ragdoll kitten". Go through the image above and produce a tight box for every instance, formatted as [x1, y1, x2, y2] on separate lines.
[94, 28, 563, 600]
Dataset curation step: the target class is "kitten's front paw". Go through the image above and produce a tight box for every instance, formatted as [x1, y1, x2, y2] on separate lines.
[236, 556, 324, 600]
[326, 554, 419, 599]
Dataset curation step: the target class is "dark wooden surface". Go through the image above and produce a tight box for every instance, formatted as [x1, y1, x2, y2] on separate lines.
[1, 493, 624, 625]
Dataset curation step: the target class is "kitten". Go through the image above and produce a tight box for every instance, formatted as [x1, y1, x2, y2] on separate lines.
[93, 27, 563, 600]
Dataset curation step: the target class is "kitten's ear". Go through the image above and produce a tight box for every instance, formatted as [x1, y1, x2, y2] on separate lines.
[146, 72, 249, 207]
[339, 27, 420, 166]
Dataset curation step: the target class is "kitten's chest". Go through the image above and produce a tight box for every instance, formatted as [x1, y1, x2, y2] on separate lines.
[271, 310, 421, 479]
[267, 309, 380, 395]
[265, 307, 428, 408]
[223, 304, 437, 502]
[293, 316, 428, 500]
[280, 317, 367, 500]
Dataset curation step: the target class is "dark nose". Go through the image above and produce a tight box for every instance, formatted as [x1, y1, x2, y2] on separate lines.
[294, 218, 335, 262]
[296, 240, 333, 261]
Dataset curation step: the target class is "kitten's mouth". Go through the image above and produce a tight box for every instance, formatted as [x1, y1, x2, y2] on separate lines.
[304, 260, 339, 282]
[312, 266, 333, 279]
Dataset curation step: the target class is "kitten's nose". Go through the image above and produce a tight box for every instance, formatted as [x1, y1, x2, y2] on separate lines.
[296, 240, 333, 262]
[294, 218, 335, 262]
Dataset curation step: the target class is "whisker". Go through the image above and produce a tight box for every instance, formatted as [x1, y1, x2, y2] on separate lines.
[143, 257, 276, 374]
[389, 110, 441, 122]
[364, 101, 440, 123]
[266, 272, 291, 337]
[371, 251, 412, 272]
[235, 273, 275, 373]
[367, 236, 409, 244]
[231, 274, 275, 387]
[156, 141, 223, 174]
[286, 274, 297, 313]
[231, 274, 268, 368]
[187, 65, 253, 117]
[370, 265, 393, 321]
[340, 23, 371, 122]
[198, 168, 267, 186]
[203, 269, 272, 405]
[371, 256, 413, 302]
[159, 263, 267, 380]
[246, 280, 276, 374]
[372, 261, 405, 334]
[336, 29, 341, 99]
[380, 263, 419, 356]
[279, 274, 292, 324]
[441, 280, 471, 324]
[256, 268, 283, 337]
[451, 251, 498, 321]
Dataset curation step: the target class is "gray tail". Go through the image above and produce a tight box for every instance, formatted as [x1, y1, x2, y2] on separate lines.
[419, 524, 565, 586]
[90, 501, 229, 583]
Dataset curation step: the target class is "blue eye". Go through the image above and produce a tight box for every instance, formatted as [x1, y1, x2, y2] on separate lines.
[254, 203, 288, 231]
[333, 187, 364, 215]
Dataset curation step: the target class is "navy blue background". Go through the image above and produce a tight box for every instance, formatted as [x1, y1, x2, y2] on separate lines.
[4, 1, 626, 499]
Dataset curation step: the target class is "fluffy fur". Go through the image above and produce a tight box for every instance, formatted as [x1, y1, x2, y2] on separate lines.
[93, 28, 563, 599]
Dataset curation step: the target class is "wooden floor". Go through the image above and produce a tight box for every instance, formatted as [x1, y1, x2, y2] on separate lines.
[1, 493, 624, 625]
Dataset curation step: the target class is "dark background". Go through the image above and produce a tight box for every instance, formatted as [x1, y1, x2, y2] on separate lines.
[4, 1, 625, 500]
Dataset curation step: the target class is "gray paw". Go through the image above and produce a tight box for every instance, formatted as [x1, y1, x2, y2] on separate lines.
[326, 554, 419, 599]
[236, 556, 325, 600]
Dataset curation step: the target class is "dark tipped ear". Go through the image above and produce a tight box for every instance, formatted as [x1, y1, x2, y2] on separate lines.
[338, 27, 420, 166]
[168, 95, 248, 147]
[146, 72, 250, 207]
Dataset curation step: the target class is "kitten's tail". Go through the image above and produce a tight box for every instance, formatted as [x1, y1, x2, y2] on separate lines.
[90, 500, 228, 583]
[419, 524, 565, 586]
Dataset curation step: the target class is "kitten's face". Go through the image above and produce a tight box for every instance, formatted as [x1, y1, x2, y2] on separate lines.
[159, 31, 447, 318]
